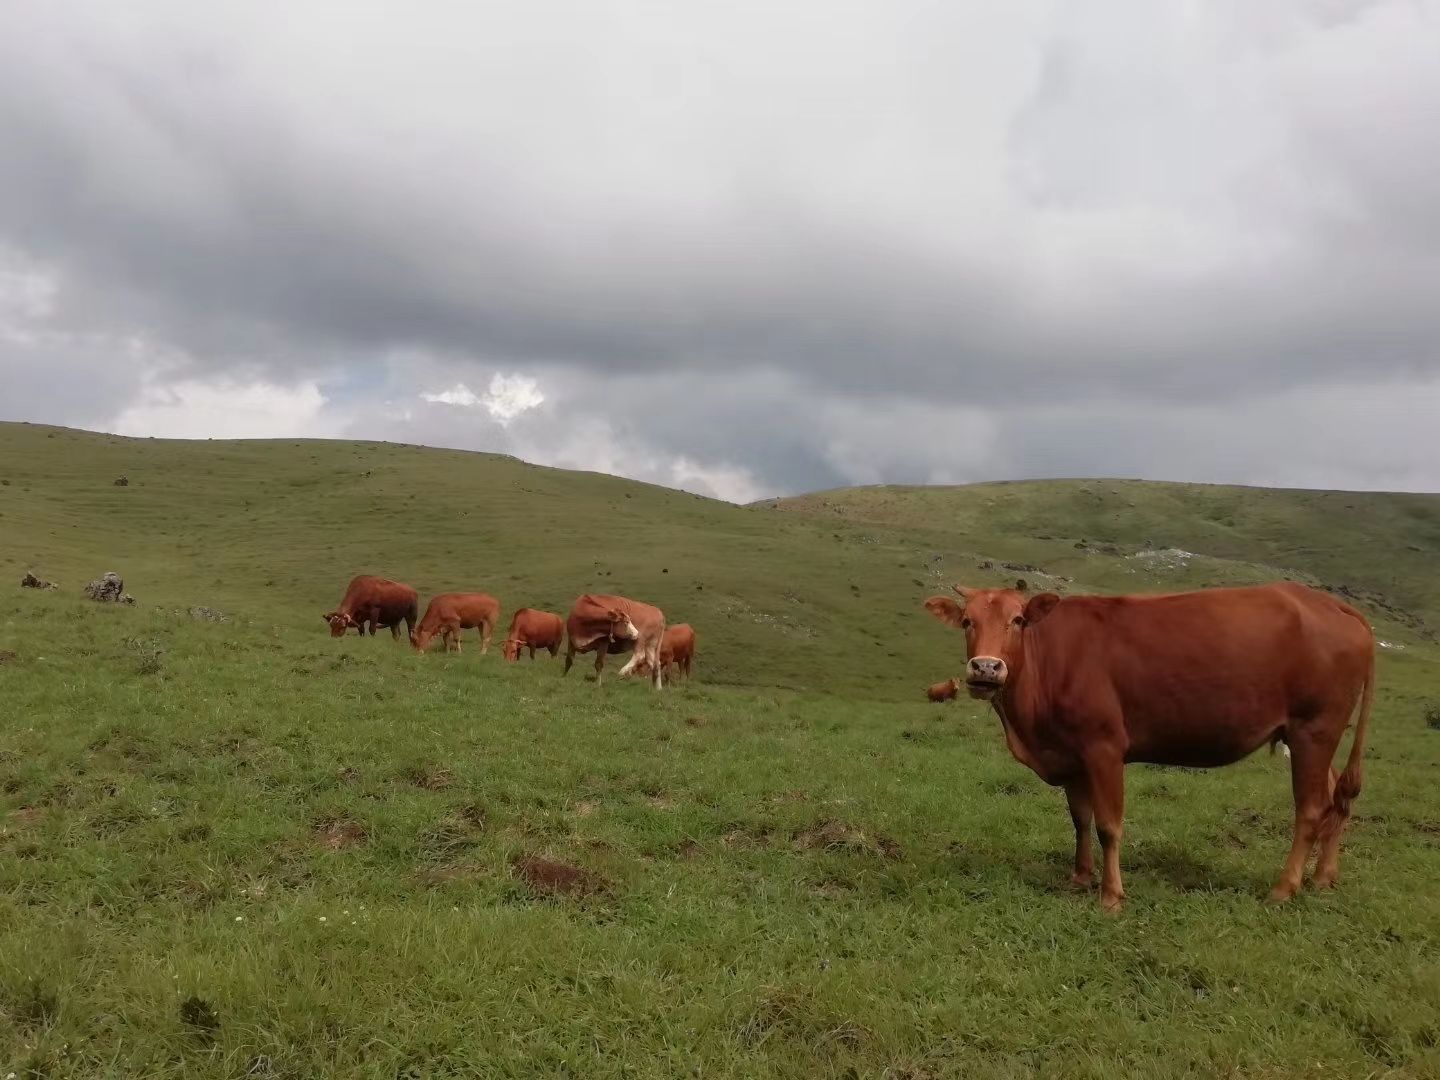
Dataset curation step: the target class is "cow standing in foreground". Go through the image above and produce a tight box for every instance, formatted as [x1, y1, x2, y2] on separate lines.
[625, 623, 697, 682]
[411, 593, 501, 654]
[925, 581, 1374, 912]
[563, 594, 666, 688]
[325, 575, 419, 641]
[927, 677, 961, 702]
[501, 608, 565, 661]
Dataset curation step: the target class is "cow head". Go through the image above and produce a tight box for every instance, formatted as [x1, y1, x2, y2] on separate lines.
[501, 638, 521, 662]
[924, 580, 1060, 700]
[607, 610, 639, 643]
[324, 611, 354, 637]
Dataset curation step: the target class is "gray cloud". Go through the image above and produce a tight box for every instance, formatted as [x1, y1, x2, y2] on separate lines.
[1, 0, 1437, 498]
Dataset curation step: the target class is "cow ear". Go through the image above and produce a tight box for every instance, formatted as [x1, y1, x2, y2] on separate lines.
[925, 596, 966, 629]
[1024, 592, 1061, 624]
[323, 612, 334, 623]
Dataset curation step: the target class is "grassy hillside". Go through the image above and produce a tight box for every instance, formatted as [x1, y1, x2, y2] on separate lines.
[5, 425, 1439, 697]
[4, 422, 1440, 1078]
[769, 479, 1440, 640]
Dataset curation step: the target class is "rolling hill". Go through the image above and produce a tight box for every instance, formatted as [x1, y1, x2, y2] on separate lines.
[3, 422, 1438, 697]
[5, 420, 1440, 1077]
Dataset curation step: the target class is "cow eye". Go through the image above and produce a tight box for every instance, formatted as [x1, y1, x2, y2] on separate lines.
[1011, 615, 1026, 628]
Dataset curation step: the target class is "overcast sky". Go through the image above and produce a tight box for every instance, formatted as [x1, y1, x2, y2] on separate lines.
[2, 1, 1437, 502]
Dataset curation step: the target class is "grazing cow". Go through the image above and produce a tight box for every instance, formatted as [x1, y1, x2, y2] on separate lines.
[563, 593, 666, 688]
[924, 581, 1374, 912]
[324, 575, 418, 641]
[501, 608, 565, 661]
[926, 677, 961, 702]
[626, 623, 697, 681]
[411, 592, 501, 654]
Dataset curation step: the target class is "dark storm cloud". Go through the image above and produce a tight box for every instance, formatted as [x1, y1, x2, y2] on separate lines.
[1, 0, 1438, 497]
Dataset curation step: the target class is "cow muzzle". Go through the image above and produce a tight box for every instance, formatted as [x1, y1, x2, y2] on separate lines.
[966, 656, 1007, 697]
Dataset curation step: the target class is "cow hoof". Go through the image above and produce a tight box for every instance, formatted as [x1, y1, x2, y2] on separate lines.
[1068, 871, 1093, 891]
[1265, 885, 1297, 905]
[1100, 893, 1124, 915]
[1312, 871, 1338, 891]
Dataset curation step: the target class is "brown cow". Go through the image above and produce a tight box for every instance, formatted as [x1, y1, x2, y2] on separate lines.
[562, 593, 666, 688]
[926, 677, 961, 702]
[411, 593, 501, 654]
[626, 623, 696, 681]
[501, 608, 565, 661]
[925, 581, 1374, 912]
[324, 575, 419, 641]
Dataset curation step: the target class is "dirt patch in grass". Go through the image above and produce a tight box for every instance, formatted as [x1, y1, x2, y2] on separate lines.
[673, 838, 704, 859]
[401, 764, 453, 791]
[511, 854, 608, 898]
[0, 649, 17, 665]
[809, 876, 856, 899]
[573, 800, 598, 817]
[314, 818, 367, 850]
[8, 980, 59, 1031]
[416, 809, 487, 861]
[416, 864, 481, 887]
[739, 985, 869, 1052]
[8, 806, 43, 826]
[792, 819, 902, 860]
[179, 995, 221, 1040]
[684, 715, 707, 728]
[722, 824, 778, 849]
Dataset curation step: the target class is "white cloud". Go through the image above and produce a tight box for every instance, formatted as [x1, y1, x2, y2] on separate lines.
[421, 373, 544, 425]
[420, 383, 482, 408]
[479, 373, 545, 424]
[112, 373, 339, 440]
[1, 1, 1438, 497]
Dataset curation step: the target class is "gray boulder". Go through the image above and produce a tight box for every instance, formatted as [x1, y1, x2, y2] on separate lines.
[84, 571, 135, 604]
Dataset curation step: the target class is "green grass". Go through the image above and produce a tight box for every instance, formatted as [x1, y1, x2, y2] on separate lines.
[3, 422, 1440, 1078]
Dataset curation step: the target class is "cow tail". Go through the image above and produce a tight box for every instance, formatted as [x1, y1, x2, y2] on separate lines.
[1332, 644, 1375, 820]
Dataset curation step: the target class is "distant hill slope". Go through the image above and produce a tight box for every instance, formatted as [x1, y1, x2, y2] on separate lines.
[766, 480, 1440, 636]
[3, 423, 1437, 697]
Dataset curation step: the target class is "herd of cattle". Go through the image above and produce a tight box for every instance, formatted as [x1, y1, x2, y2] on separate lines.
[322, 574, 695, 686]
[323, 572, 1378, 912]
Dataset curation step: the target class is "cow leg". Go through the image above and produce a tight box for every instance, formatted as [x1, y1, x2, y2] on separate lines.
[1064, 778, 1095, 890]
[390, 620, 402, 641]
[594, 647, 607, 686]
[1085, 753, 1126, 913]
[1269, 727, 1341, 903]
[480, 619, 492, 655]
[1313, 765, 1348, 890]
[563, 641, 575, 676]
